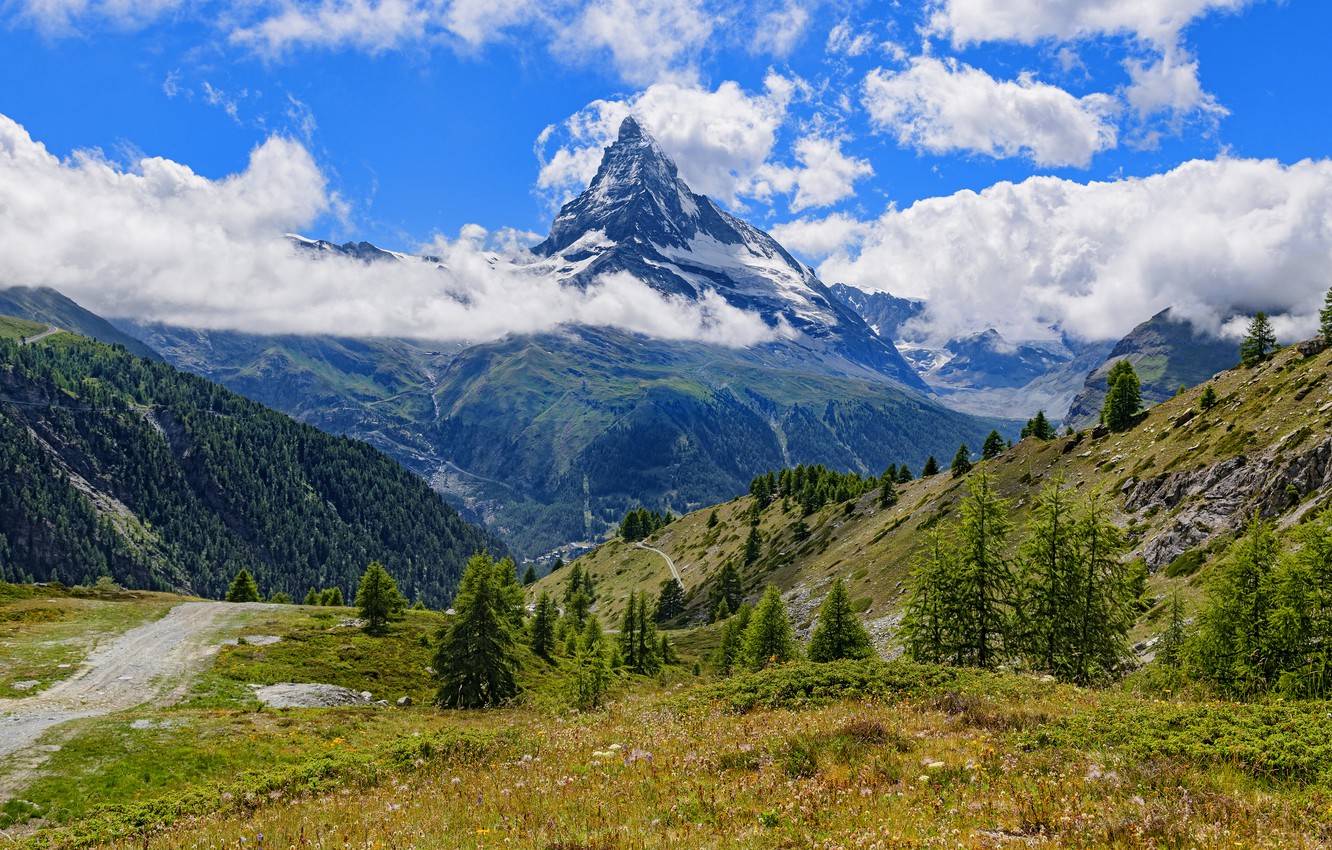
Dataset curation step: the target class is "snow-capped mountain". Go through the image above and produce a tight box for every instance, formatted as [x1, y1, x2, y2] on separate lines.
[527, 117, 925, 390]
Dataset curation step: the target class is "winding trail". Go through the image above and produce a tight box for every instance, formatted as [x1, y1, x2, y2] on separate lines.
[0, 601, 272, 799]
[636, 541, 683, 585]
[19, 326, 61, 345]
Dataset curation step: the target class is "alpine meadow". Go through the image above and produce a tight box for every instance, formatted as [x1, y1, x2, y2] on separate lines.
[6, 0, 1332, 847]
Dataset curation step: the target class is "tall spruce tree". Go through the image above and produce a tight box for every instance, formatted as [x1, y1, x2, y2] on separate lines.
[434, 552, 520, 708]
[981, 430, 1006, 460]
[1021, 411, 1055, 440]
[878, 473, 898, 509]
[224, 568, 261, 603]
[521, 564, 538, 586]
[808, 577, 874, 662]
[742, 585, 798, 669]
[354, 560, 406, 634]
[743, 527, 763, 565]
[655, 578, 685, 623]
[950, 444, 973, 479]
[900, 523, 961, 665]
[709, 560, 744, 619]
[618, 592, 661, 674]
[1321, 287, 1332, 342]
[1102, 360, 1142, 432]
[1240, 312, 1277, 366]
[568, 616, 610, 710]
[921, 455, 939, 477]
[530, 592, 558, 659]
[1191, 516, 1281, 694]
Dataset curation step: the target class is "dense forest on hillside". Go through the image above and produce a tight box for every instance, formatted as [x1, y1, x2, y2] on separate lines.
[0, 333, 504, 605]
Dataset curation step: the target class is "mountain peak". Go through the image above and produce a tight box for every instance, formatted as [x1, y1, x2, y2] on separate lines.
[617, 115, 644, 140]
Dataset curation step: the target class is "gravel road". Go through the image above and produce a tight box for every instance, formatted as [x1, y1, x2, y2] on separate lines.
[0, 601, 271, 787]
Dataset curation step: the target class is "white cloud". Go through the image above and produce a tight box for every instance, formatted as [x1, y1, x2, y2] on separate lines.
[769, 212, 871, 258]
[760, 136, 874, 212]
[928, 0, 1259, 49]
[1124, 50, 1225, 119]
[753, 0, 811, 57]
[814, 157, 1332, 344]
[229, 0, 435, 56]
[557, 0, 716, 85]
[536, 76, 798, 209]
[442, 0, 541, 47]
[826, 18, 874, 57]
[0, 112, 778, 347]
[16, 0, 183, 33]
[863, 57, 1119, 167]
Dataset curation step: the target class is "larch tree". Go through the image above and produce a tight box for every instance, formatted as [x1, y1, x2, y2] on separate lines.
[1102, 360, 1142, 432]
[355, 560, 406, 634]
[434, 552, 521, 708]
[1240, 312, 1277, 366]
[530, 592, 558, 659]
[808, 577, 874, 662]
[225, 568, 261, 603]
[952, 472, 1015, 668]
[950, 444, 973, 479]
[981, 430, 1006, 460]
[742, 585, 798, 669]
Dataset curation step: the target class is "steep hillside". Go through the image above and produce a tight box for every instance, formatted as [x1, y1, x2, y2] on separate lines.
[0, 287, 159, 360]
[1064, 308, 1239, 429]
[0, 328, 504, 604]
[543, 338, 1332, 639]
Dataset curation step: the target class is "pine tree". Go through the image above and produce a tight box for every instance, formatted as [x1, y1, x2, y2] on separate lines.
[950, 444, 973, 479]
[742, 585, 798, 669]
[1199, 384, 1218, 412]
[808, 577, 874, 662]
[743, 527, 763, 565]
[878, 473, 898, 509]
[564, 563, 591, 625]
[1021, 411, 1055, 440]
[224, 567, 261, 603]
[1240, 312, 1277, 366]
[303, 586, 319, 606]
[268, 591, 291, 604]
[355, 560, 407, 634]
[981, 430, 1006, 460]
[1102, 360, 1142, 432]
[1017, 479, 1079, 676]
[494, 557, 526, 626]
[521, 564, 538, 586]
[320, 587, 344, 606]
[921, 455, 939, 477]
[896, 464, 913, 484]
[568, 616, 610, 710]
[900, 524, 960, 664]
[1155, 589, 1188, 669]
[1068, 492, 1134, 683]
[953, 472, 1014, 668]
[618, 592, 661, 674]
[709, 560, 743, 618]
[1191, 515, 1280, 694]
[435, 552, 520, 708]
[1321, 286, 1332, 342]
[530, 592, 557, 659]
[655, 578, 685, 623]
[712, 602, 751, 674]
[707, 510, 719, 529]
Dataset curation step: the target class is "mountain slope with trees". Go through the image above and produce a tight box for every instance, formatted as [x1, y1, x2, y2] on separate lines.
[0, 326, 504, 605]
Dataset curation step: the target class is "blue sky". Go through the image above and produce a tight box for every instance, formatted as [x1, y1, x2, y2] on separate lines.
[2, 0, 1331, 345]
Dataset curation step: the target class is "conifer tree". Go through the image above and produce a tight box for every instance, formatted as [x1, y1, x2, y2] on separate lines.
[1240, 312, 1277, 366]
[655, 578, 685, 622]
[530, 592, 557, 659]
[355, 560, 406, 634]
[712, 602, 751, 673]
[224, 567, 261, 602]
[521, 564, 538, 586]
[981, 430, 1006, 460]
[320, 587, 344, 606]
[1102, 360, 1142, 432]
[435, 552, 520, 708]
[921, 455, 939, 477]
[808, 577, 874, 662]
[878, 473, 898, 509]
[659, 633, 677, 665]
[896, 464, 913, 484]
[707, 510, 719, 529]
[564, 563, 591, 624]
[1199, 384, 1218, 412]
[618, 592, 661, 674]
[268, 591, 291, 604]
[569, 615, 610, 710]
[1021, 411, 1055, 440]
[950, 444, 973, 479]
[742, 585, 798, 669]
[1068, 492, 1135, 682]
[1017, 479, 1078, 675]
[900, 524, 960, 664]
[743, 527, 763, 565]
[709, 560, 743, 618]
[303, 586, 320, 605]
[1155, 589, 1188, 669]
[1321, 286, 1332, 342]
[954, 472, 1014, 668]
[1191, 516, 1280, 693]
[494, 556, 526, 626]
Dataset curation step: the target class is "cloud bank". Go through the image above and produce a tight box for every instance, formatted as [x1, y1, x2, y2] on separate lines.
[782, 156, 1332, 344]
[0, 113, 777, 346]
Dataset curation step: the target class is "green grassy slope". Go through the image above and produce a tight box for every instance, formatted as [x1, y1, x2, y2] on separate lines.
[544, 338, 1332, 642]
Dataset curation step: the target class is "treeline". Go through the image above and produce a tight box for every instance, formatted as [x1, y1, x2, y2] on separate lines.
[748, 463, 888, 515]
[618, 507, 673, 542]
[0, 335, 504, 606]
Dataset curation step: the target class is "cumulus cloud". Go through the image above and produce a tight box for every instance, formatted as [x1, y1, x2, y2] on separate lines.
[17, 0, 184, 33]
[1124, 50, 1225, 119]
[768, 212, 870, 258]
[760, 136, 874, 212]
[810, 157, 1332, 344]
[928, 0, 1259, 50]
[0, 112, 777, 347]
[862, 57, 1119, 167]
[229, 0, 436, 56]
[557, 0, 716, 85]
[753, 0, 810, 57]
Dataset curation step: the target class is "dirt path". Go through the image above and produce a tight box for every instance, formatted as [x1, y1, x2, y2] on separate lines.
[0, 601, 271, 798]
[636, 541, 683, 585]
